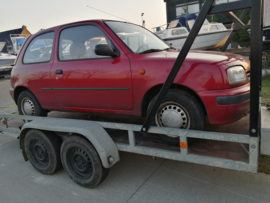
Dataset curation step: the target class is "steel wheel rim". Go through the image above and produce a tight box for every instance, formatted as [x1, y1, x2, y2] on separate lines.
[67, 147, 93, 178]
[155, 101, 190, 130]
[30, 140, 49, 167]
[21, 97, 35, 116]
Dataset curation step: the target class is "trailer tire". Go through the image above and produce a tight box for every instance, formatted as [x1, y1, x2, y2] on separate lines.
[61, 136, 109, 188]
[148, 89, 204, 146]
[24, 130, 62, 174]
[17, 90, 47, 117]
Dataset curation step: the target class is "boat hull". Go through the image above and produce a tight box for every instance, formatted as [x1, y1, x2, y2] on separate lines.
[164, 30, 232, 50]
[0, 67, 12, 76]
[0, 59, 15, 67]
[0, 53, 16, 67]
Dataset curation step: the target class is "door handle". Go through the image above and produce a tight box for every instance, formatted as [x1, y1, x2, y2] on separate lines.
[55, 69, 63, 74]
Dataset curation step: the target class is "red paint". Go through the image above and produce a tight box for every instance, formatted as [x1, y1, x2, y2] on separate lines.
[10, 20, 250, 125]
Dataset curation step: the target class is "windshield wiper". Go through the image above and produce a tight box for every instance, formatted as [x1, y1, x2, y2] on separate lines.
[138, 49, 163, 54]
[163, 47, 177, 51]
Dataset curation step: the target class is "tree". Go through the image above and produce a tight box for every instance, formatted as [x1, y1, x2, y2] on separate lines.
[180, 4, 189, 16]
[232, 10, 251, 48]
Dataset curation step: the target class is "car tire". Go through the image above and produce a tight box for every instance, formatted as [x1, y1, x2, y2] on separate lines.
[24, 130, 62, 174]
[61, 136, 109, 188]
[148, 89, 205, 146]
[17, 90, 47, 116]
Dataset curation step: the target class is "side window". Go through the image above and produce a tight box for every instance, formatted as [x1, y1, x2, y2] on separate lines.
[58, 25, 114, 61]
[23, 32, 54, 64]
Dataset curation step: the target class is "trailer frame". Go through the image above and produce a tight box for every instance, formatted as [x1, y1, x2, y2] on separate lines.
[0, 113, 258, 173]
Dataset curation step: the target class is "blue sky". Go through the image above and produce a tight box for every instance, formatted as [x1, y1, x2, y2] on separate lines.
[1, 0, 166, 33]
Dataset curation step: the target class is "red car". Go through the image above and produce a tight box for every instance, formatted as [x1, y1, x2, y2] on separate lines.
[10, 20, 250, 144]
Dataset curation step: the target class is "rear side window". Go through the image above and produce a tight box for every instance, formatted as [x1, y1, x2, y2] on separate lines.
[23, 32, 54, 64]
[58, 25, 114, 61]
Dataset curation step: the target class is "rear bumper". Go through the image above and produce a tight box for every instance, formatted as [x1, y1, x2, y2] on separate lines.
[9, 87, 15, 101]
[198, 84, 250, 125]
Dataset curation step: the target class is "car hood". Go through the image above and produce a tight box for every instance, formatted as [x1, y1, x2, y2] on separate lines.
[145, 50, 250, 69]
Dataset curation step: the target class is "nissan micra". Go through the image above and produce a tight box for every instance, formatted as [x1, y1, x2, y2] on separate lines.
[10, 20, 250, 145]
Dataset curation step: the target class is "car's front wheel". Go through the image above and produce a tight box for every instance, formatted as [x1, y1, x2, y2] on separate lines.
[17, 90, 47, 116]
[148, 89, 205, 146]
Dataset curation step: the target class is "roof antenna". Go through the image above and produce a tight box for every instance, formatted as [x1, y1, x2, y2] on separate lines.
[86, 5, 131, 22]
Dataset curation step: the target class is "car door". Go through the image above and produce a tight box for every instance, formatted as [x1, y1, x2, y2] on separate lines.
[19, 31, 58, 110]
[51, 24, 133, 111]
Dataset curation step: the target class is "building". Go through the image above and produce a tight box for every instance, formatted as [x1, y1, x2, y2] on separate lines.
[164, 0, 240, 23]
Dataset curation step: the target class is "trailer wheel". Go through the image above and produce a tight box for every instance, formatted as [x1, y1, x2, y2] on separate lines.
[17, 90, 47, 117]
[61, 136, 109, 188]
[24, 130, 62, 174]
[148, 89, 205, 146]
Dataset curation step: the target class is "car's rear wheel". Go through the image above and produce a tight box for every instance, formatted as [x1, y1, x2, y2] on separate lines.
[148, 89, 205, 146]
[17, 90, 47, 116]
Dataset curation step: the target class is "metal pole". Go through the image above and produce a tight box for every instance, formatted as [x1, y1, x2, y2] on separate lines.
[249, 0, 263, 138]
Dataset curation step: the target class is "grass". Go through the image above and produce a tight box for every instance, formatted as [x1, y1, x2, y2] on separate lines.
[259, 155, 270, 174]
[259, 73, 270, 174]
[262, 73, 270, 107]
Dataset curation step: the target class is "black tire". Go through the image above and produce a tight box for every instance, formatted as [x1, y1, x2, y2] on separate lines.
[17, 90, 47, 116]
[24, 130, 62, 174]
[61, 136, 109, 188]
[148, 89, 205, 146]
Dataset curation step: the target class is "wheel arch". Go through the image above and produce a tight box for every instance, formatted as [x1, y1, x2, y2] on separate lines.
[20, 118, 120, 168]
[141, 84, 207, 117]
[14, 86, 32, 104]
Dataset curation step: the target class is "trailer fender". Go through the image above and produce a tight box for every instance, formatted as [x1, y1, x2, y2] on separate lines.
[19, 117, 119, 168]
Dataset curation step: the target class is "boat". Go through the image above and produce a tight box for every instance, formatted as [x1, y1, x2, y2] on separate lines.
[154, 13, 232, 50]
[8, 34, 27, 55]
[0, 65, 13, 77]
[0, 42, 16, 67]
[0, 25, 31, 55]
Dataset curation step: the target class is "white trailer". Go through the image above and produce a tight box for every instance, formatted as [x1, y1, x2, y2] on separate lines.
[0, 113, 263, 188]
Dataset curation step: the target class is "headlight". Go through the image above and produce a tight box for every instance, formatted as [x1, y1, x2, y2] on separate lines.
[227, 66, 247, 85]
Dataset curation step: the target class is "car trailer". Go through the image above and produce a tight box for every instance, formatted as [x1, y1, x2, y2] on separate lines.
[0, 0, 269, 188]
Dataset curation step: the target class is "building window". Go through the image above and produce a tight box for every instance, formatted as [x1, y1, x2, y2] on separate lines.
[215, 0, 240, 4]
[176, 1, 200, 17]
[176, 0, 240, 18]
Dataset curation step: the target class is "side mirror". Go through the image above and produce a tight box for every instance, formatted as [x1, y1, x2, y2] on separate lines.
[95, 44, 118, 58]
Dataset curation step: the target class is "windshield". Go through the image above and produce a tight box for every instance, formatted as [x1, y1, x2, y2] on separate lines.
[105, 21, 170, 53]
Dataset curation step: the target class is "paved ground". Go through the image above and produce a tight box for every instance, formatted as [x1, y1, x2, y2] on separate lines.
[0, 79, 17, 114]
[0, 79, 270, 203]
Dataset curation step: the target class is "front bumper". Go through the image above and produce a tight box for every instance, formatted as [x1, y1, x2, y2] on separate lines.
[198, 83, 250, 125]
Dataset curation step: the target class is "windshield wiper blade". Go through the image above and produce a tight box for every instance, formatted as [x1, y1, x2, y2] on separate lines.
[163, 47, 177, 51]
[138, 49, 163, 54]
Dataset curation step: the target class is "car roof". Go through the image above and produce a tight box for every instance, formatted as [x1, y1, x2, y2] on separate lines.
[32, 19, 128, 36]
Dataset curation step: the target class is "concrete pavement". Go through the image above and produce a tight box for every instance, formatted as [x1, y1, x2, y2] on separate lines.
[0, 79, 17, 114]
[0, 79, 270, 203]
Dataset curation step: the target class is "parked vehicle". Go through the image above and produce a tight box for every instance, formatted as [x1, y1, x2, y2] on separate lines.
[10, 20, 250, 145]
